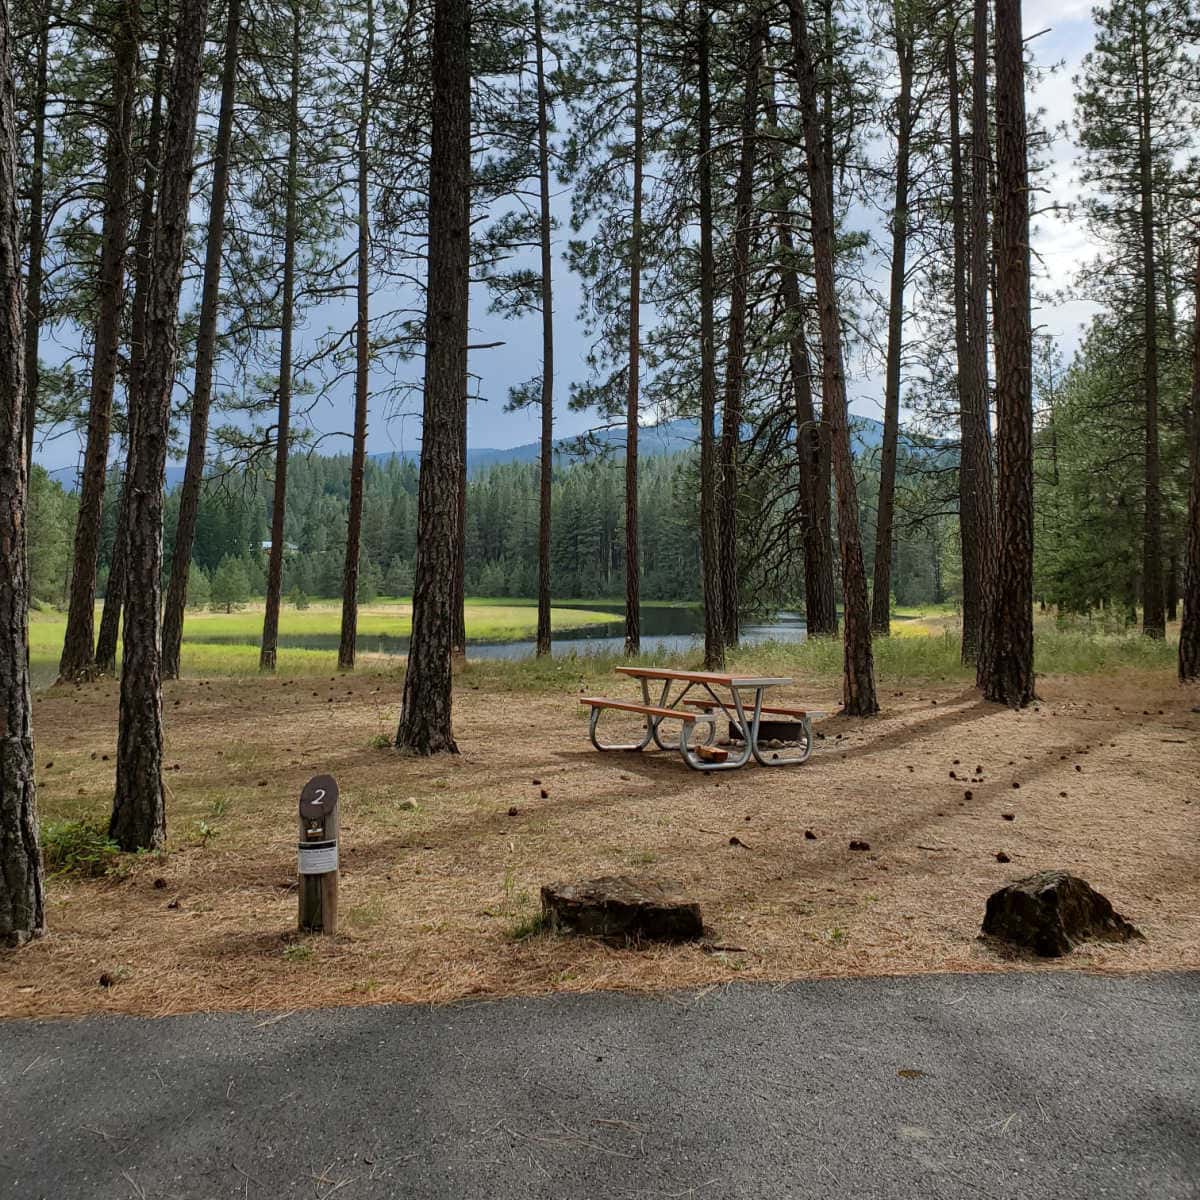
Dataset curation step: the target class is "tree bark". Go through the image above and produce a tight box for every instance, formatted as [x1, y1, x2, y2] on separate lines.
[717, 12, 763, 649]
[534, 0, 554, 658]
[962, 0, 996, 666]
[339, 0, 373, 670]
[94, 473, 127, 675]
[978, 0, 1034, 708]
[870, 10, 913, 637]
[96, 20, 169, 676]
[163, 0, 242, 679]
[58, 0, 140, 682]
[763, 78, 837, 637]
[0, 0, 44, 946]
[395, 0, 469, 754]
[20, 2, 47, 479]
[1137, 4, 1164, 639]
[697, 1, 724, 671]
[787, 0, 877, 716]
[111, 0, 210, 850]
[623, 0, 644, 657]
[259, 1, 301, 674]
[1179, 241, 1200, 682]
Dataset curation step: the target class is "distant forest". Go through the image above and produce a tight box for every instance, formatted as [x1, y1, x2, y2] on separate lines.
[29, 433, 961, 612]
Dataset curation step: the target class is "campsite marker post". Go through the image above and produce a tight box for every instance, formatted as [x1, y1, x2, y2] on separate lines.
[298, 774, 339, 934]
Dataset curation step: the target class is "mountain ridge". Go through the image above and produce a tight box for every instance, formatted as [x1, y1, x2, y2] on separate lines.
[49, 413, 935, 491]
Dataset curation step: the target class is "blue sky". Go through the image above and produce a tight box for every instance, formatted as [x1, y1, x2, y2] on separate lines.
[35, 0, 1100, 474]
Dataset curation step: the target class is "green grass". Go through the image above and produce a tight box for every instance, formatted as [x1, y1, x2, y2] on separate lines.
[28, 598, 616, 685]
[462, 620, 1180, 696]
[29, 599, 1180, 694]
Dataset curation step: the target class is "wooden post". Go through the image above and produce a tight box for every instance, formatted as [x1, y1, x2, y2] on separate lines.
[298, 774, 339, 934]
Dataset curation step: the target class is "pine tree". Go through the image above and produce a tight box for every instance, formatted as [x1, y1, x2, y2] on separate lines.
[870, 0, 917, 638]
[697, 0, 724, 671]
[110, 0, 211, 851]
[0, 0, 45, 946]
[395, 0, 470, 754]
[1180, 241, 1200, 682]
[1076, 0, 1196, 639]
[162, 0, 243, 679]
[787, 0, 877, 716]
[978, 0, 1034, 707]
[58, 0, 141, 682]
[338, 0, 375, 670]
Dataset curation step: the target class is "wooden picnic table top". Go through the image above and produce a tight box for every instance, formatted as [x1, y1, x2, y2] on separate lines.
[614, 665, 794, 689]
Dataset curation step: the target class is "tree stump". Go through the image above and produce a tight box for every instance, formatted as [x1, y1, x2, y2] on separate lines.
[541, 875, 703, 942]
[982, 870, 1143, 957]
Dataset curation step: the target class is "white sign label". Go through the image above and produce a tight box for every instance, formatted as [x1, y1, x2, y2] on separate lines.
[298, 843, 338, 875]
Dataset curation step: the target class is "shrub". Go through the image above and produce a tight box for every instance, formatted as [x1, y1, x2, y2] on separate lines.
[42, 819, 121, 878]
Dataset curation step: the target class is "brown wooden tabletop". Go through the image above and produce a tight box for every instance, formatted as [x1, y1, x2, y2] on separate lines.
[613, 665, 793, 689]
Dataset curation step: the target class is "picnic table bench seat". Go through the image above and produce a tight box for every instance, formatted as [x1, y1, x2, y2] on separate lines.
[579, 696, 700, 723]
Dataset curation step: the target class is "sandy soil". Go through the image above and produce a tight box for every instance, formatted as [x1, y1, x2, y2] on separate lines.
[2, 667, 1197, 1019]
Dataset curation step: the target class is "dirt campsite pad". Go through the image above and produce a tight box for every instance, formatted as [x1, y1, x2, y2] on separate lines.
[2, 669, 1198, 1019]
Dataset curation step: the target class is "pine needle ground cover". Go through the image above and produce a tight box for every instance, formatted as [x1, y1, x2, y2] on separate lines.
[2, 645, 1196, 1020]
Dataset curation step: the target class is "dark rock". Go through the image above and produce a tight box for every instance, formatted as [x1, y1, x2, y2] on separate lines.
[995, 852, 1010, 863]
[1002, 813, 1015, 821]
[541, 875, 703, 942]
[982, 870, 1143, 957]
[804, 829, 817, 840]
[849, 840, 870, 852]
[507, 806, 519, 817]
[540, 788, 549, 799]
[153, 877, 167, 889]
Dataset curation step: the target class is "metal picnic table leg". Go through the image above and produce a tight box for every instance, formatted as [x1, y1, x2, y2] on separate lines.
[679, 685, 758, 772]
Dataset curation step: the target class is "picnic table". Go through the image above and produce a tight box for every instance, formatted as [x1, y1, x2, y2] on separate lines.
[580, 666, 823, 772]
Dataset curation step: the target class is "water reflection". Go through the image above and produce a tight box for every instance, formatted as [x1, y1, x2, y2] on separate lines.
[184, 604, 809, 662]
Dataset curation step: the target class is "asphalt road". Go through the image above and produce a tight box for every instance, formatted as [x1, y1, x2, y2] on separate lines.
[1, 971, 1197, 1200]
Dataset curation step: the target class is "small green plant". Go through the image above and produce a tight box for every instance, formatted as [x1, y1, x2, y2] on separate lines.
[506, 911, 548, 942]
[368, 733, 391, 750]
[283, 941, 315, 963]
[345, 897, 385, 930]
[628, 850, 658, 866]
[42, 819, 121, 878]
[192, 820, 218, 847]
[825, 927, 848, 946]
[208, 796, 229, 819]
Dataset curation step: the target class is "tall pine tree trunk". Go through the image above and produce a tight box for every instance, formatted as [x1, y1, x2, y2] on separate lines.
[1179, 241, 1200, 682]
[395, 0, 469, 754]
[534, 0, 554, 658]
[96, 23, 169, 676]
[623, 0, 644, 657]
[58, 0, 140, 682]
[1137, 5, 1164, 639]
[94, 473, 127, 674]
[979, 0, 1034, 708]
[110, 0, 210, 850]
[162, 0, 241, 679]
[717, 13, 763, 649]
[787, 0, 877, 716]
[697, 0, 724, 672]
[20, 4, 47, 477]
[870, 13, 912, 637]
[0, 0, 44, 946]
[259, 1, 301, 674]
[338, 0, 373, 671]
[764, 78, 837, 637]
[962, 0, 996, 666]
